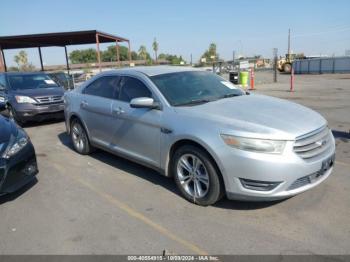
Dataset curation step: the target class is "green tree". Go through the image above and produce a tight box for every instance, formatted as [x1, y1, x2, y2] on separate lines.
[200, 43, 219, 63]
[137, 45, 152, 64]
[102, 45, 130, 62]
[131, 51, 138, 60]
[138, 45, 148, 61]
[13, 50, 36, 71]
[157, 53, 184, 65]
[14, 50, 28, 67]
[69, 48, 97, 64]
[152, 38, 159, 63]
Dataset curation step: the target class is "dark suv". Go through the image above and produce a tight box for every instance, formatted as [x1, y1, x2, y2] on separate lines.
[48, 71, 74, 90]
[0, 72, 65, 125]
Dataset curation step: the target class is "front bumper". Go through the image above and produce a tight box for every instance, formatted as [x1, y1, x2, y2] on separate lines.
[14, 103, 64, 122]
[0, 142, 38, 195]
[217, 137, 336, 201]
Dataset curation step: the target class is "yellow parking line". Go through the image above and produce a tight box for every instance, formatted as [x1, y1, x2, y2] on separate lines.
[52, 163, 208, 255]
[335, 161, 350, 167]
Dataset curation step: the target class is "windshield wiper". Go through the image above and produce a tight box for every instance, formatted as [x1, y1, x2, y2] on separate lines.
[175, 99, 213, 106]
[219, 93, 241, 99]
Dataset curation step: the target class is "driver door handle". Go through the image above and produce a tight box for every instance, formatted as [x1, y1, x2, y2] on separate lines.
[112, 107, 125, 115]
[80, 101, 88, 108]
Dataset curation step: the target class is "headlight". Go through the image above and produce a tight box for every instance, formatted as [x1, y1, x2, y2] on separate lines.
[221, 134, 286, 154]
[2, 129, 29, 159]
[15, 96, 37, 104]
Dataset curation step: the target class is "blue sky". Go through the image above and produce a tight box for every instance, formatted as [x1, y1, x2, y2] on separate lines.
[1, 0, 350, 66]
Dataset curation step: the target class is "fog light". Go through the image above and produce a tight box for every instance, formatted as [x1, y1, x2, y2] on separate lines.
[23, 162, 37, 175]
[240, 178, 281, 191]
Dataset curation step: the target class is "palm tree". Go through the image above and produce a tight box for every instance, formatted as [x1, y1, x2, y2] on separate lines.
[14, 50, 28, 68]
[138, 45, 148, 61]
[209, 43, 217, 61]
[152, 38, 159, 63]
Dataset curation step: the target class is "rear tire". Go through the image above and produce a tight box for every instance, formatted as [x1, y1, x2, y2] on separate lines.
[172, 145, 224, 206]
[70, 119, 92, 155]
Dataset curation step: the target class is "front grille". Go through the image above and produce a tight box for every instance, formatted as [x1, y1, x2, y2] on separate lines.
[293, 127, 332, 159]
[35, 95, 63, 105]
[240, 178, 281, 191]
[288, 175, 311, 190]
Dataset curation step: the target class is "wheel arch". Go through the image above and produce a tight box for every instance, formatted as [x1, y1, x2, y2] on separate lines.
[68, 113, 90, 139]
[166, 138, 226, 190]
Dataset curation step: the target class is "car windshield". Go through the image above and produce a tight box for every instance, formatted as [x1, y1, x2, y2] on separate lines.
[8, 74, 58, 90]
[150, 71, 244, 106]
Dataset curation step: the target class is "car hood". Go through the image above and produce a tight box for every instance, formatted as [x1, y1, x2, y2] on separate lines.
[175, 94, 327, 139]
[13, 87, 64, 97]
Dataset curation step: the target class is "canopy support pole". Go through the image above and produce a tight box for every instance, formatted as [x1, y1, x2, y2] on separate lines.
[96, 33, 101, 72]
[38, 47, 44, 71]
[128, 41, 132, 66]
[115, 40, 120, 68]
[0, 47, 6, 72]
[64, 46, 70, 75]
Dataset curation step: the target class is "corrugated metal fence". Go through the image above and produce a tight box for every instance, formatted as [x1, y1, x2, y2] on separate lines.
[293, 56, 350, 74]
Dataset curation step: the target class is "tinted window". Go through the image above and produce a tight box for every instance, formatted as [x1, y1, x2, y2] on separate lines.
[0, 74, 6, 89]
[119, 76, 152, 102]
[8, 74, 58, 90]
[151, 71, 244, 106]
[83, 76, 120, 99]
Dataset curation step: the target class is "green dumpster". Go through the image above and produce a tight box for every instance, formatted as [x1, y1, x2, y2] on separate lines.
[239, 71, 249, 87]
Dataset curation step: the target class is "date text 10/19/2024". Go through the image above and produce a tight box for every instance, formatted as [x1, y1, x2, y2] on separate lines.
[127, 256, 219, 261]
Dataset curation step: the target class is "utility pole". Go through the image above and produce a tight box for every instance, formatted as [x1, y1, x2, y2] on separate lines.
[288, 28, 291, 56]
[273, 48, 278, 83]
[190, 54, 192, 66]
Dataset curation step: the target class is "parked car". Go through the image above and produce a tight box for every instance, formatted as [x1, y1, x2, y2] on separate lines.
[0, 72, 65, 125]
[0, 115, 38, 195]
[47, 71, 74, 90]
[64, 66, 335, 206]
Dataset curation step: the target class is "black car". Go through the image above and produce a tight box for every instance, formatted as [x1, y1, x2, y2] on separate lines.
[0, 72, 65, 125]
[0, 115, 38, 195]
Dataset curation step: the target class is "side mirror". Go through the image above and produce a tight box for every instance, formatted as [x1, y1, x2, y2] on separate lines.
[130, 97, 160, 109]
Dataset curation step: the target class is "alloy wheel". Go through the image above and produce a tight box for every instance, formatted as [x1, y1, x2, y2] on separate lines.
[71, 123, 87, 152]
[176, 154, 210, 199]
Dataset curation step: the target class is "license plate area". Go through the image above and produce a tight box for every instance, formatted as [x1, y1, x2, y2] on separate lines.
[310, 154, 335, 182]
[49, 104, 64, 111]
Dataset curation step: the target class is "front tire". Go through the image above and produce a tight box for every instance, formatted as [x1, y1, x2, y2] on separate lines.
[70, 119, 92, 155]
[172, 145, 223, 206]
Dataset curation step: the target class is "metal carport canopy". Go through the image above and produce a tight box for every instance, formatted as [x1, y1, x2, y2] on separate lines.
[0, 30, 131, 72]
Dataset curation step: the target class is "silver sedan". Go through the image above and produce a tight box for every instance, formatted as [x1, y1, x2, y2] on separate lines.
[64, 66, 335, 206]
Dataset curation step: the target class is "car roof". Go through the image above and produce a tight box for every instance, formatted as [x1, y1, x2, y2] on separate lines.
[107, 66, 203, 77]
[1, 71, 48, 76]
